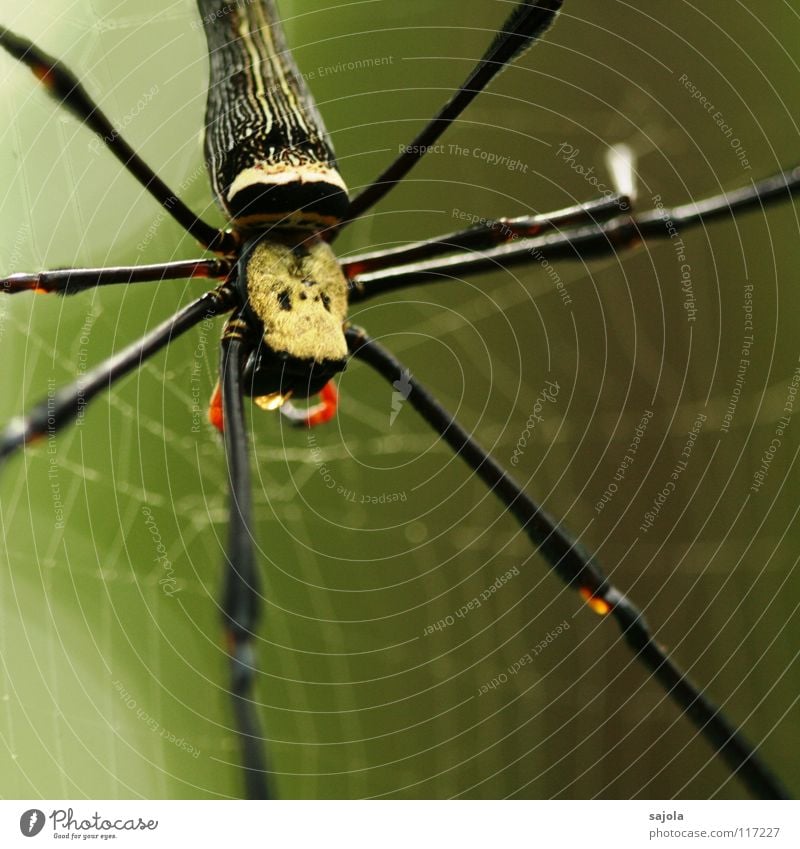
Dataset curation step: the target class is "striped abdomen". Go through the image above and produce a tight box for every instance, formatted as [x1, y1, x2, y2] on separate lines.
[198, 0, 349, 231]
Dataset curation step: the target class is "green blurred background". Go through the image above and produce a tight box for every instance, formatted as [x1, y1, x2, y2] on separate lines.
[1, 0, 799, 799]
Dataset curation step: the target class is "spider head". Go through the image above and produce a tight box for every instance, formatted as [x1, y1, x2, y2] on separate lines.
[235, 231, 349, 404]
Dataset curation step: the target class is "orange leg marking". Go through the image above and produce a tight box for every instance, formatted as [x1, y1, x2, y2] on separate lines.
[208, 380, 224, 433]
[579, 586, 612, 616]
[32, 65, 55, 88]
[224, 630, 236, 655]
[303, 381, 339, 427]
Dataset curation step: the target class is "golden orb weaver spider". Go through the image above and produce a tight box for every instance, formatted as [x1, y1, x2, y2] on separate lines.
[0, 0, 798, 799]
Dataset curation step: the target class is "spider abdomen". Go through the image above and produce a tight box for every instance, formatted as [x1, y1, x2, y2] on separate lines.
[199, 0, 349, 231]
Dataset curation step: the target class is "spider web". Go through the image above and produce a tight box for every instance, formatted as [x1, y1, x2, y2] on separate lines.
[1, 0, 799, 801]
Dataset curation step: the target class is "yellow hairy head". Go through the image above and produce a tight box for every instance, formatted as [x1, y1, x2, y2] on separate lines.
[243, 233, 349, 365]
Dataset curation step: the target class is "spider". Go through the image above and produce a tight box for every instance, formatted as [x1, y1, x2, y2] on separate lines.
[1, 0, 800, 795]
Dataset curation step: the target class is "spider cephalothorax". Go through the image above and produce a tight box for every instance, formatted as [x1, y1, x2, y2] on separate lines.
[235, 231, 349, 404]
[206, 231, 350, 432]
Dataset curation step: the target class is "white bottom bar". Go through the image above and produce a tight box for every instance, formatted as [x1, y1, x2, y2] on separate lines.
[2, 800, 797, 848]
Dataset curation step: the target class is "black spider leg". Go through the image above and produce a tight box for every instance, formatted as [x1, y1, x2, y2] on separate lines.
[0, 27, 236, 254]
[0, 286, 235, 468]
[1, 258, 233, 295]
[338, 0, 564, 231]
[219, 319, 271, 800]
[343, 146, 634, 280]
[345, 325, 789, 801]
[347, 164, 800, 300]
[342, 196, 629, 279]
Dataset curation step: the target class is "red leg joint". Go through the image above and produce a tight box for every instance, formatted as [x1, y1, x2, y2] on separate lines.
[280, 381, 338, 428]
